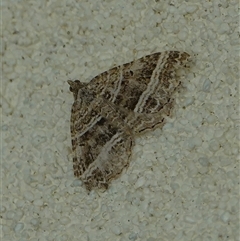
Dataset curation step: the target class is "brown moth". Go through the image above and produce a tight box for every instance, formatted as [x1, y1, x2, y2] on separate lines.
[68, 51, 191, 191]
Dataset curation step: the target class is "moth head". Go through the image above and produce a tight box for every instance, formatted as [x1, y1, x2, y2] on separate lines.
[67, 80, 83, 92]
[67, 80, 81, 101]
[68, 80, 95, 103]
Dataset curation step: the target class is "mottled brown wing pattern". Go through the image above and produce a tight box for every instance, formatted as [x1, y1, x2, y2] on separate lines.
[68, 51, 191, 190]
[68, 81, 134, 190]
[89, 51, 190, 114]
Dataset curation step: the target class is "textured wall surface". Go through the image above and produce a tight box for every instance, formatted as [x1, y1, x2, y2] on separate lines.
[2, 0, 239, 240]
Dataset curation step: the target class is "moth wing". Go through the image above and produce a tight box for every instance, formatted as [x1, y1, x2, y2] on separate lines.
[70, 95, 134, 191]
[89, 51, 191, 114]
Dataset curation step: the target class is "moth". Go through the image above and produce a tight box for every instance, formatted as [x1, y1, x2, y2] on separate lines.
[68, 51, 191, 191]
